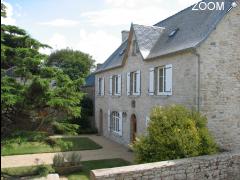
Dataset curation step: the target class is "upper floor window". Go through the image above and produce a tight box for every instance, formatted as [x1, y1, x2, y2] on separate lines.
[109, 74, 121, 96]
[148, 64, 172, 96]
[127, 70, 141, 96]
[97, 77, 104, 96]
[132, 40, 139, 56]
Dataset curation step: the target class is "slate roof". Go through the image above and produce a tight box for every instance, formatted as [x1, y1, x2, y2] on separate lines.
[96, 0, 235, 73]
[133, 24, 165, 59]
[84, 73, 95, 87]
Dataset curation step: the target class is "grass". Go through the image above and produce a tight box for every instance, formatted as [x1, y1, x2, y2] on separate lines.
[1, 137, 102, 156]
[1, 165, 53, 177]
[67, 159, 131, 180]
[1, 159, 131, 180]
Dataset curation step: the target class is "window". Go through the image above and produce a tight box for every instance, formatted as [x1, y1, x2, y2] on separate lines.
[109, 74, 121, 96]
[157, 65, 172, 95]
[127, 70, 141, 96]
[111, 111, 120, 133]
[107, 110, 123, 136]
[148, 64, 172, 96]
[132, 40, 139, 56]
[98, 77, 104, 96]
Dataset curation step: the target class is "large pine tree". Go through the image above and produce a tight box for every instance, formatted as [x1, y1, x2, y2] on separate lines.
[1, 3, 84, 136]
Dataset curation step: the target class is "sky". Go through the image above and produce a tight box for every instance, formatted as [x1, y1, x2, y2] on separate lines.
[2, 0, 200, 64]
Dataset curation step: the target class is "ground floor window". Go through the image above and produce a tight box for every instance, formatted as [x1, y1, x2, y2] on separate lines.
[108, 110, 122, 136]
[111, 111, 120, 133]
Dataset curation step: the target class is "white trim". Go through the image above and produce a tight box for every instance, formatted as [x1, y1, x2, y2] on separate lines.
[107, 109, 110, 131]
[117, 74, 122, 96]
[109, 76, 112, 95]
[101, 77, 105, 96]
[165, 64, 172, 95]
[119, 112, 123, 136]
[148, 68, 155, 95]
[127, 72, 131, 96]
[157, 64, 172, 96]
[145, 116, 150, 127]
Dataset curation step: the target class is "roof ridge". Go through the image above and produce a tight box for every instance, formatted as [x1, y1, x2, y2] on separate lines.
[133, 23, 165, 30]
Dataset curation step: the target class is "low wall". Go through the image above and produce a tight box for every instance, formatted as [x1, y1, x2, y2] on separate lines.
[90, 151, 240, 180]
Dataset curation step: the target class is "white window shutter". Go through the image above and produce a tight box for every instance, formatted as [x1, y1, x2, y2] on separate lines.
[149, 68, 155, 95]
[119, 112, 123, 136]
[101, 77, 105, 96]
[136, 70, 141, 95]
[97, 77, 100, 95]
[145, 116, 150, 127]
[118, 74, 121, 96]
[108, 110, 111, 131]
[109, 76, 112, 95]
[165, 64, 172, 95]
[127, 72, 131, 96]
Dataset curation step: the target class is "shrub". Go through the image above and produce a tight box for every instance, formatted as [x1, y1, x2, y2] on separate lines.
[36, 165, 55, 177]
[66, 152, 81, 166]
[53, 154, 65, 167]
[132, 105, 218, 163]
[52, 122, 79, 135]
[45, 137, 57, 147]
[2, 131, 48, 145]
[55, 139, 73, 151]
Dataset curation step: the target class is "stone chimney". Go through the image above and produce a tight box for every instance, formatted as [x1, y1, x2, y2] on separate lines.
[96, 63, 102, 70]
[121, 30, 129, 42]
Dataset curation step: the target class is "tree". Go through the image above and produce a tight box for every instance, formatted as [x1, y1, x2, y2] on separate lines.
[1, 3, 84, 136]
[46, 49, 95, 81]
[132, 105, 218, 163]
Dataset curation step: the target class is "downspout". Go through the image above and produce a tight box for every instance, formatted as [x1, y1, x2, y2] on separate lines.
[192, 49, 201, 112]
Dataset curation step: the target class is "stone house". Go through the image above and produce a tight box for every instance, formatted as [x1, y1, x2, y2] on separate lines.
[94, 0, 240, 151]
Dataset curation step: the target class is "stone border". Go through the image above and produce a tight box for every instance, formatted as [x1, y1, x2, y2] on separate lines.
[91, 151, 240, 180]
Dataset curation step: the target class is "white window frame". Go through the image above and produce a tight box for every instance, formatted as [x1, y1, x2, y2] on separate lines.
[131, 70, 141, 96]
[98, 77, 104, 96]
[132, 71, 138, 95]
[110, 74, 121, 96]
[157, 64, 172, 96]
[110, 111, 122, 135]
[98, 77, 102, 96]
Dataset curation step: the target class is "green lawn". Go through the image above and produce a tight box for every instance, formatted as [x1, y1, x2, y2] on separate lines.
[67, 158, 131, 180]
[1, 165, 53, 178]
[1, 159, 131, 180]
[1, 137, 102, 156]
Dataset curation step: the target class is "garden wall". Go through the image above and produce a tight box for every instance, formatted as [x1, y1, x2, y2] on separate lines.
[90, 151, 240, 180]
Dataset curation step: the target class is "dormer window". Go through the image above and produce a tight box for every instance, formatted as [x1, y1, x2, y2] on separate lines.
[168, 28, 179, 37]
[132, 40, 139, 56]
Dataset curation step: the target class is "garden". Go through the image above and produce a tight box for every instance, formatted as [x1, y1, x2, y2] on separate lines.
[1, 158, 131, 179]
[1, 131, 102, 156]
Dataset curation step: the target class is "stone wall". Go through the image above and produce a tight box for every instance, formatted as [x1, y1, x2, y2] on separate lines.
[197, 6, 240, 150]
[95, 34, 198, 146]
[90, 151, 240, 180]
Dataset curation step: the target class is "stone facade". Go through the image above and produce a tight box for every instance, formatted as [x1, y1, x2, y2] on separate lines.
[197, 6, 240, 150]
[90, 151, 240, 180]
[95, 6, 240, 150]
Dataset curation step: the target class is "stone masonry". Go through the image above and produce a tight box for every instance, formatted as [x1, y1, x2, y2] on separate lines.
[91, 151, 240, 180]
[95, 5, 240, 151]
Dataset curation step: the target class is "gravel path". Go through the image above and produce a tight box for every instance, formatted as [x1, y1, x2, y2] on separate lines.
[1, 135, 134, 168]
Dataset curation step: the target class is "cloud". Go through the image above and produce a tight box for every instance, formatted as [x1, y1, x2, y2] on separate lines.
[76, 30, 121, 63]
[82, 7, 173, 27]
[1, 1, 16, 25]
[39, 33, 69, 55]
[38, 19, 79, 27]
[81, 0, 200, 27]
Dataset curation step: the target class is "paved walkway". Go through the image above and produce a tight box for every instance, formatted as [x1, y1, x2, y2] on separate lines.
[1, 135, 134, 168]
